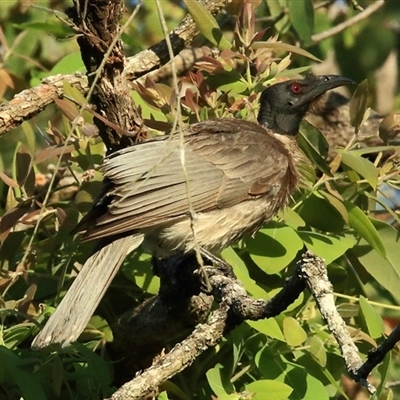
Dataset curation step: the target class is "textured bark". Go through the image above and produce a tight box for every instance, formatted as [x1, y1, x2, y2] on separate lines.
[68, 0, 147, 152]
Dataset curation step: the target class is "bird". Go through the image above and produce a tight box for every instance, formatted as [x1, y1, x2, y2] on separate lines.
[31, 74, 354, 349]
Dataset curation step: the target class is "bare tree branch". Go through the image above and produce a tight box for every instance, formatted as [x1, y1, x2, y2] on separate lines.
[0, 0, 228, 138]
[110, 250, 393, 399]
[124, 0, 228, 81]
[0, 73, 87, 137]
[300, 252, 375, 394]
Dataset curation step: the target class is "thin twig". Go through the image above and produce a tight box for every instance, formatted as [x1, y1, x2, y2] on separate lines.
[311, 0, 385, 44]
[155, 0, 204, 269]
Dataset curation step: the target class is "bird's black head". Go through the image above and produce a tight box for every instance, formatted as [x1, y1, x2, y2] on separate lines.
[257, 74, 355, 136]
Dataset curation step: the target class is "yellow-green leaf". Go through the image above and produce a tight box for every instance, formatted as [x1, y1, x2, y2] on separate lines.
[183, 0, 231, 50]
[344, 201, 386, 257]
[338, 150, 379, 189]
[283, 317, 307, 346]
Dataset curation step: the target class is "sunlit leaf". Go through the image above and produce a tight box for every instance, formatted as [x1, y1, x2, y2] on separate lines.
[246, 379, 293, 400]
[338, 150, 379, 189]
[246, 222, 304, 274]
[206, 364, 235, 397]
[222, 247, 268, 298]
[344, 201, 386, 257]
[352, 220, 400, 302]
[247, 318, 285, 341]
[283, 317, 307, 346]
[358, 296, 384, 339]
[308, 336, 327, 367]
[298, 231, 356, 264]
[183, 0, 231, 50]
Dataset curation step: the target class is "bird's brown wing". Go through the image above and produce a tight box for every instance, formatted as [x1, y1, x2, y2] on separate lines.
[80, 119, 294, 241]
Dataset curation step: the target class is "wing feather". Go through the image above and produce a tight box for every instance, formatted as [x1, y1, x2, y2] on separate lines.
[80, 118, 297, 241]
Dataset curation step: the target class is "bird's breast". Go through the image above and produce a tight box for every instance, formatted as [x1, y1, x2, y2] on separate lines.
[147, 193, 291, 256]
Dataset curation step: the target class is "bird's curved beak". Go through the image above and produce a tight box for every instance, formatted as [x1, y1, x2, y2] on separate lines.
[306, 75, 356, 101]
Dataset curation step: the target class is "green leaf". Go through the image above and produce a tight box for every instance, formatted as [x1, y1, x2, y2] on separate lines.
[308, 336, 327, 367]
[298, 231, 356, 264]
[298, 193, 345, 233]
[30, 52, 85, 86]
[344, 201, 386, 257]
[206, 364, 235, 397]
[246, 379, 293, 400]
[265, 0, 290, 32]
[282, 317, 307, 346]
[222, 247, 269, 299]
[183, 0, 231, 50]
[288, 0, 314, 45]
[298, 120, 331, 175]
[338, 150, 379, 189]
[246, 222, 303, 274]
[0, 346, 47, 400]
[319, 191, 349, 224]
[255, 350, 330, 399]
[349, 79, 369, 133]
[376, 351, 392, 398]
[3, 324, 33, 349]
[358, 296, 384, 339]
[205, 70, 248, 93]
[13, 21, 72, 37]
[352, 220, 400, 302]
[123, 251, 160, 295]
[247, 318, 285, 342]
[279, 207, 306, 229]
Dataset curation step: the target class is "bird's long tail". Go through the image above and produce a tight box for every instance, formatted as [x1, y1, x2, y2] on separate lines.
[31, 234, 144, 349]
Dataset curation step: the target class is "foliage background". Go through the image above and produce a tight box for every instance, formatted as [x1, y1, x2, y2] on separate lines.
[0, 0, 400, 399]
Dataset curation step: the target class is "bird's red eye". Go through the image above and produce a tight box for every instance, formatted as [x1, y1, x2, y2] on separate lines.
[291, 83, 302, 94]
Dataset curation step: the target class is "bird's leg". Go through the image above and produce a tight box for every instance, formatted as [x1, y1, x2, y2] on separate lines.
[199, 248, 236, 279]
[151, 253, 204, 299]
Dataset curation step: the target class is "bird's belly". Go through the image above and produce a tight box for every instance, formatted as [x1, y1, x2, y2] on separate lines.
[148, 198, 283, 256]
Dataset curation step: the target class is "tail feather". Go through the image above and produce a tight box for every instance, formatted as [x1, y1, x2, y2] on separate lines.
[32, 234, 144, 349]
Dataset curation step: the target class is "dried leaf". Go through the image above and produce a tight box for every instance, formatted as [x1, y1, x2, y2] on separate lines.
[54, 98, 79, 122]
[34, 144, 75, 164]
[252, 41, 321, 62]
[379, 113, 400, 144]
[0, 171, 19, 188]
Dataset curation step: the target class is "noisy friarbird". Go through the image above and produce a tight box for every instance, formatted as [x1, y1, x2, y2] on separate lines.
[32, 74, 354, 349]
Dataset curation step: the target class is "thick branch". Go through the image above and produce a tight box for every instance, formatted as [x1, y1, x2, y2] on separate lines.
[109, 302, 230, 400]
[0, 0, 228, 138]
[0, 73, 87, 137]
[300, 251, 375, 394]
[69, 0, 146, 151]
[108, 252, 307, 400]
[123, 0, 228, 81]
